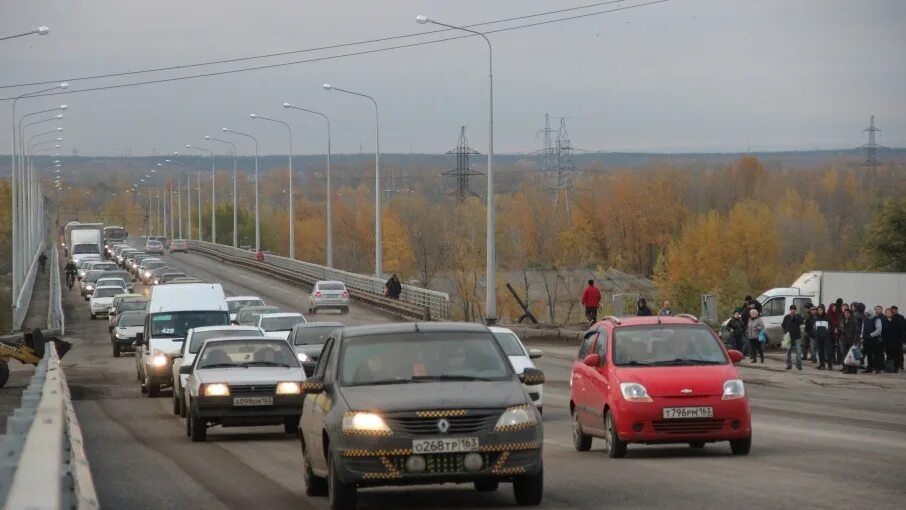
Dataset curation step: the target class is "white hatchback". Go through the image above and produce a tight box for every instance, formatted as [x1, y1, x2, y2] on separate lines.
[308, 280, 350, 314]
[489, 326, 544, 413]
[89, 286, 125, 320]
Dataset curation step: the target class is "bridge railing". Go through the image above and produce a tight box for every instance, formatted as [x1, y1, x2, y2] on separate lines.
[186, 241, 451, 321]
[0, 342, 98, 509]
[11, 241, 44, 332]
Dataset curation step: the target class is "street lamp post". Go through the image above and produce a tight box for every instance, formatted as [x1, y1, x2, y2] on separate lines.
[187, 145, 214, 243]
[417, 15, 496, 324]
[1, 26, 49, 42]
[250, 113, 294, 259]
[323, 83, 382, 278]
[206, 136, 239, 248]
[284, 103, 333, 267]
[223, 128, 260, 252]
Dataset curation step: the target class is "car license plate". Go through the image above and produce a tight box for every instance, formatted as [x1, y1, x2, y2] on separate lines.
[412, 437, 479, 454]
[662, 406, 713, 419]
[233, 396, 273, 406]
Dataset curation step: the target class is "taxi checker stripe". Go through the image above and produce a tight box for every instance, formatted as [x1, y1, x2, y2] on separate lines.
[379, 456, 400, 475]
[480, 441, 540, 452]
[341, 441, 541, 457]
[362, 472, 401, 480]
[343, 448, 414, 457]
[415, 409, 468, 418]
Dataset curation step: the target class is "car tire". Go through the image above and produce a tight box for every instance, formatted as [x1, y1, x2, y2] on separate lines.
[147, 382, 160, 398]
[730, 436, 752, 455]
[689, 441, 706, 449]
[512, 467, 543, 506]
[604, 410, 627, 459]
[328, 454, 357, 510]
[303, 443, 328, 497]
[190, 407, 207, 442]
[474, 480, 499, 492]
[172, 393, 181, 415]
[284, 415, 300, 435]
[113, 343, 121, 358]
[140, 379, 148, 393]
[538, 406, 543, 417]
[572, 410, 592, 452]
[179, 393, 187, 418]
[90, 313, 96, 320]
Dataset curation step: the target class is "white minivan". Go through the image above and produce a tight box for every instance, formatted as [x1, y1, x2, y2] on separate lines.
[136, 283, 229, 397]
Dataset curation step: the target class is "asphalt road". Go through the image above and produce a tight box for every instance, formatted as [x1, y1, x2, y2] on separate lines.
[60, 252, 906, 510]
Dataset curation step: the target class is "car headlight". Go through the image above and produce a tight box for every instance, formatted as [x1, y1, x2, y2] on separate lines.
[78, 271, 86, 278]
[276, 381, 301, 395]
[619, 382, 653, 402]
[144, 271, 151, 278]
[151, 354, 169, 367]
[342, 412, 392, 436]
[202, 383, 230, 397]
[153, 279, 159, 285]
[86, 284, 94, 291]
[296, 352, 310, 362]
[495, 405, 538, 431]
[115, 333, 127, 339]
[722, 379, 745, 400]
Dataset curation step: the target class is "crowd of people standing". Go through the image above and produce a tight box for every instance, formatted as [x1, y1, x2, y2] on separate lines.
[726, 295, 905, 374]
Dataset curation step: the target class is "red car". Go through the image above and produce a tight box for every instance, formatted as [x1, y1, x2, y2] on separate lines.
[569, 314, 751, 458]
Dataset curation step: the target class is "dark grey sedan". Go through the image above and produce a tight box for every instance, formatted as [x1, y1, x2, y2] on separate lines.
[289, 322, 344, 376]
[299, 322, 545, 510]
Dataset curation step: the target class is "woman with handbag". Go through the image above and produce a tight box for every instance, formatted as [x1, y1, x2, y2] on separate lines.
[839, 308, 860, 373]
[746, 309, 765, 363]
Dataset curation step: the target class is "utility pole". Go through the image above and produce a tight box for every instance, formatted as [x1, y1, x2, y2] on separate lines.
[443, 126, 482, 203]
[859, 114, 885, 173]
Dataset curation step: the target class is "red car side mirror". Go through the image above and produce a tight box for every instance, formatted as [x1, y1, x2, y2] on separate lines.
[583, 353, 601, 367]
[727, 349, 744, 364]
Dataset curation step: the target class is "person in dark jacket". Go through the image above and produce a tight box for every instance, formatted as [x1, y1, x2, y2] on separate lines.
[826, 303, 842, 364]
[891, 305, 905, 371]
[727, 311, 746, 353]
[804, 305, 818, 362]
[782, 304, 804, 370]
[839, 308, 860, 372]
[636, 298, 652, 316]
[812, 304, 833, 370]
[861, 306, 885, 374]
[882, 308, 899, 373]
[384, 274, 402, 300]
[38, 251, 48, 273]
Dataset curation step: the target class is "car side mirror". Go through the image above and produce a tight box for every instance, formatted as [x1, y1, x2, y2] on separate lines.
[519, 368, 545, 386]
[727, 349, 744, 364]
[302, 377, 326, 394]
[135, 332, 144, 345]
[179, 365, 193, 375]
[583, 353, 601, 367]
[528, 349, 543, 360]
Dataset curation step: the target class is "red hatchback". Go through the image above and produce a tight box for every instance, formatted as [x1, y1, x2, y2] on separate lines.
[569, 315, 751, 457]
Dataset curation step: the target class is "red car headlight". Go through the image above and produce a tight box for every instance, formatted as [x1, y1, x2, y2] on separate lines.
[619, 382, 653, 402]
[722, 379, 745, 400]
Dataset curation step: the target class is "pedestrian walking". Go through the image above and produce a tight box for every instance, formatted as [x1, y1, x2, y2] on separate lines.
[782, 304, 804, 370]
[580, 280, 602, 325]
[38, 251, 48, 273]
[384, 274, 402, 300]
[891, 305, 905, 371]
[727, 310, 746, 353]
[882, 308, 899, 373]
[861, 306, 885, 374]
[746, 309, 765, 363]
[839, 308, 860, 373]
[658, 300, 673, 316]
[804, 305, 818, 362]
[636, 298, 653, 316]
[812, 305, 834, 370]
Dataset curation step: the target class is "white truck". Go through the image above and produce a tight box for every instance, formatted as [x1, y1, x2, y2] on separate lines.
[68, 225, 104, 265]
[748, 271, 906, 344]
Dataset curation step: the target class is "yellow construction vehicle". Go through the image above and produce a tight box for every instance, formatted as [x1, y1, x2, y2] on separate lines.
[0, 329, 70, 387]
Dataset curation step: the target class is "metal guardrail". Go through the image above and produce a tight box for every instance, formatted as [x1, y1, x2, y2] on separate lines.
[11, 242, 45, 332]
[48, 243, 65, 335]
[0, 342, 98, 510]
[186, 240, 451, 320]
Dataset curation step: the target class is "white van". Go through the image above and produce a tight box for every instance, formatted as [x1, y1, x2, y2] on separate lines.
[136, 283, 229, 397]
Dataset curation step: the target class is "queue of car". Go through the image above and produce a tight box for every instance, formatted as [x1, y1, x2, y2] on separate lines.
[86, 239, 753, 510]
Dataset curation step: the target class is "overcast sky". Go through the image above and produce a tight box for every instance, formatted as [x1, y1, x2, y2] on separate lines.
[2, 0, 904, 156]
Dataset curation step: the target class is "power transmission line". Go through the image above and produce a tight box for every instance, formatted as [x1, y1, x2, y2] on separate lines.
[443, 126, 483, 203]
[0, 0, 670, 101]
[0, 1, 635, 90]
[858, 114, 885, 173]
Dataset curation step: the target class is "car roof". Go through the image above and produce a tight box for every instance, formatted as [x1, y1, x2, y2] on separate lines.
[294, 321, 344, 329]
[200, 336, 286, 346]
[226, 296, 263, 301]
[149, 283, 226, 313]
[240, 305, 279, 312]
[259, 312, 304, 318]
[598, 315, 703, 328]
[315, 280, 345, 285]
[343, 321, 490, 338]
[189, 325, 262, 334]
[488, 326, 517, 335]
[94, 285, 124, 291]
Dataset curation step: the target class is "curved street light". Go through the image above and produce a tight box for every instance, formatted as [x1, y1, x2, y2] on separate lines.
[222, 127, 260, 252]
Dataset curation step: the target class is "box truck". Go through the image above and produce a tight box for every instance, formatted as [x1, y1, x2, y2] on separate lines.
[67, 223, 104, 265]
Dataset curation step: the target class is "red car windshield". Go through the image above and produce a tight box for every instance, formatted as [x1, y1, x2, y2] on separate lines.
[613, 326, 728, 366]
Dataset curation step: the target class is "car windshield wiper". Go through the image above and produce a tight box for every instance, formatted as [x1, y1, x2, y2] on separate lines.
[199, 363, 244, 369]
[651, 358, 723, 365]
[616, 360, 653, 366]
[243, 361, 292, 368]
[411, 374, 495, 382]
